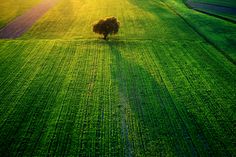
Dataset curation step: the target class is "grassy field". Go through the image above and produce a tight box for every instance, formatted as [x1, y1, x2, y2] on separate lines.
[186, 0, 236, 23]
[0, 0, 42, 28]
[167, 0, 236, 62]
[0, 0, 236, 156]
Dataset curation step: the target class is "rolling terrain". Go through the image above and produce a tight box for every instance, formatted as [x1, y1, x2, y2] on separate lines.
[0, 0, 235, 156]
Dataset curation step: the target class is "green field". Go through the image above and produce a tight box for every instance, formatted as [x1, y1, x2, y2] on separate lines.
[187, 0, 236, 22]
[169, 0, 236, 62]
[0, 0, 236, 156]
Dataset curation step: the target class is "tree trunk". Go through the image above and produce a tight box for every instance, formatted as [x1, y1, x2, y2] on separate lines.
[103, 34, 108, 40]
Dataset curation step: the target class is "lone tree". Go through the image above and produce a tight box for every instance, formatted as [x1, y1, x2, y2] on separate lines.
[93, 17, 120, 40]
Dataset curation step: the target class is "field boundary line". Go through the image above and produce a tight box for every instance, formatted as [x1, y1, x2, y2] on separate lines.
[184, 1, 236, 24]
[159, 0, 236, 65]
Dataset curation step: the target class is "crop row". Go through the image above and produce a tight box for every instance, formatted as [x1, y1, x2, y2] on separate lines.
[1, 39, 235, 156]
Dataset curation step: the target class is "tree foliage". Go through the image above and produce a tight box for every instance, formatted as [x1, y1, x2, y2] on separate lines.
[93, 17, 120, 40]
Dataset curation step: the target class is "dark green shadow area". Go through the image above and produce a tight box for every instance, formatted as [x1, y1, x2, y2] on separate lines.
[105, 39, 235, 156]
[107, 40, 200, 156]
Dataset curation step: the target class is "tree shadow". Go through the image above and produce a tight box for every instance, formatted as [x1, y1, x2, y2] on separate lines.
[106, 41, 181, 156]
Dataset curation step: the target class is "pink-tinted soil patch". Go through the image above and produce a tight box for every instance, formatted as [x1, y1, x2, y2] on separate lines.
[0, 0, 60, 39]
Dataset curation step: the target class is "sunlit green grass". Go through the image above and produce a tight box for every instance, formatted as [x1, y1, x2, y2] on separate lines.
[0, 0, 235, 156]
[1, 39, 235, 156]
[22, 0, 200, 40]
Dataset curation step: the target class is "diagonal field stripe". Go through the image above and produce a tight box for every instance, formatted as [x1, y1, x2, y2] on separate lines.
[0, 0, 60, 39]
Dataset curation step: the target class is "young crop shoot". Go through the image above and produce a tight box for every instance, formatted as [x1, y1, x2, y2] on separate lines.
[93, 17, 120, 40]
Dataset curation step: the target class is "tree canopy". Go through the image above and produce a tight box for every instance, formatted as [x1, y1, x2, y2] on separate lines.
[93, 17, 120, 40]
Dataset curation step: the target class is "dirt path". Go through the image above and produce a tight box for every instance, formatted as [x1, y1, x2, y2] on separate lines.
[0, 0, 60, 39]
[119, 92, 133, 157]
[186, 1, 236, 15]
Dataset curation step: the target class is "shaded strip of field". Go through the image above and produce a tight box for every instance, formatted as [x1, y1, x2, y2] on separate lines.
[0, 0, 60, 39]
[185, 0, 236, 23]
